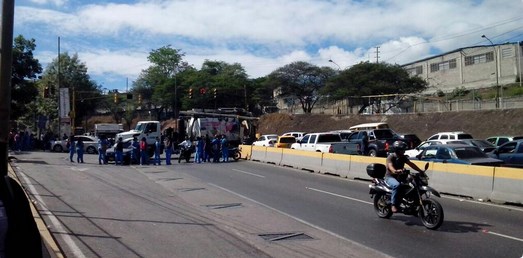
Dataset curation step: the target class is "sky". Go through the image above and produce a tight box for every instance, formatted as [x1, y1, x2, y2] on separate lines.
[13, 0, 523, 92]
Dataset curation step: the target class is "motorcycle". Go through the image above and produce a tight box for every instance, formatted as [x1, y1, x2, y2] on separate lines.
[178, 144, 194, 163]
[228, 147, 241, 162]
[367, 163, 444, 230]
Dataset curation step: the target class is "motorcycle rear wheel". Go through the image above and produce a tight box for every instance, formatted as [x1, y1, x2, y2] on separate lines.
[419, 198, 444, 230]
[373, 193, 392, 218]
[232, 151, 240, 161]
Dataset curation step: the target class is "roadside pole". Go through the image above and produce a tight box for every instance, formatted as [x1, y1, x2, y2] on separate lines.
[0, 0, 15, 176]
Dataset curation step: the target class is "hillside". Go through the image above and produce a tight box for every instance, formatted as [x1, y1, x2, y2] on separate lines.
[255, 109, 523, 140]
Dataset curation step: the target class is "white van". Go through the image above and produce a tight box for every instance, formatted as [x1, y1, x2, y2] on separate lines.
[349, 122, 389, 131]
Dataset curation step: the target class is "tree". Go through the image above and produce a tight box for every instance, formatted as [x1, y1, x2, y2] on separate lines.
[10, 35, 42, 121]
[135, 45, 188, 119]
[322, 62, 428, 113]
[268, 61, 336, 113]
[42, 52, 101, 129]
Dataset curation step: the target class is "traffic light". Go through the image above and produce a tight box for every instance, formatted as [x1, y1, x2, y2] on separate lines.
[114, 93, 119, 103]
[138, 94, 142, 105]
[213, 88, 217, 99]
[189, 88, 193, 99]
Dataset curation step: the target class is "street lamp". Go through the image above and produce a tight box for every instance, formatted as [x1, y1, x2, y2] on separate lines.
[328, 59, 341, 70]
[481, 34, 501, 108]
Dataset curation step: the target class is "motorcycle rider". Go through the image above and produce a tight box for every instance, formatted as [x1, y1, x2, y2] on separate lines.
[386, 140, 424, 213]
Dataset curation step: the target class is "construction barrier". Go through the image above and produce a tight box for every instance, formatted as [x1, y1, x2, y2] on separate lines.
[240, 145, 523, 204]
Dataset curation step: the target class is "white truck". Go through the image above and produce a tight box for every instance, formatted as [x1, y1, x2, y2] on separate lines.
[290, 132, 360, 154]
[94, 123, 123, 139]
[116, 121, 161, 154]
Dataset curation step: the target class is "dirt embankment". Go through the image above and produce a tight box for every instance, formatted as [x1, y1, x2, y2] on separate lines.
[255, 109, 523, 140]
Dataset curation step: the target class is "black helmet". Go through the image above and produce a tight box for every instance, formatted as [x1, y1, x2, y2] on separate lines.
[393, 140, 408, 152]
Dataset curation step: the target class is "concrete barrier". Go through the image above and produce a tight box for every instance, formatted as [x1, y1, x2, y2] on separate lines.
[320, 153, 351, 177]
[280, 149, 323, 172]
[250, 146, 267, 161]
[347, 156, 386, 179]
[265, 147, 283, 165]
[490, 167, 523, 204]
[428, 163, 494, 200]
[240, 145, 522, 204]
[239, 145, 252, 160]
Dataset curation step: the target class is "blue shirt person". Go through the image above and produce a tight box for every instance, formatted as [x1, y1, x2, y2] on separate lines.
[153, 137, 162, 165]
[220, 135, 229, 162]
[211, 135, 221, 163]
[68, 136, 76, 162]
[76, 139, 84, 163]
[98, 136, 109, 164]
[115, 137, 124, 165]
[131, 137, 140, 164]
[164, 136, 173, 165]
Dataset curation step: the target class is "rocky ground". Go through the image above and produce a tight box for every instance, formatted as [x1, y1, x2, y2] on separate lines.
[254, 109, 523, 140]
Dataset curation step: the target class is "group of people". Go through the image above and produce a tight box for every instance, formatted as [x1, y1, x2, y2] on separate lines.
[65, 135, 85, 163]
[189, 134, 230, 163]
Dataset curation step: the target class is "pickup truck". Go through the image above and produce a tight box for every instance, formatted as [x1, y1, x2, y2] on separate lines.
[345, 129, 399, 157]
[290, 132, 360, 154]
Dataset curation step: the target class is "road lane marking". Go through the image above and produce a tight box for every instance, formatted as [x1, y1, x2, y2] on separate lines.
[443, 196, 523, 212]
[18, 172, 87, 258]
[231, 169, 265, 178]
[208, 183, 388, 256]
[306, 187, 373, 205]
[483, 230, 523, 242]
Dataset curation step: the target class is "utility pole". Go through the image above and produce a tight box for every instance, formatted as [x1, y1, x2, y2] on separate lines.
[375, 46, 380, 63]
[0, 0, 15, 176]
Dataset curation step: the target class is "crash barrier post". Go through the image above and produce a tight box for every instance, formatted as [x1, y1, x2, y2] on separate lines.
[280, 148, 323, 172]
[414, 162, 495, 201]
[320, 153, 351, 178]
[265, 147, 284, 165]
[346, 155, 386, 179]
[490, 166, 523, 204]
[239, 145, 252, 160]
[250, 145, 267, 161]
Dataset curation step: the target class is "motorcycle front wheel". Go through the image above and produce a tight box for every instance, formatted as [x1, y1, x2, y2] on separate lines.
[419, 198, 444, 230]
[373, 193, 392, 218]
[232, 151, 240, 161]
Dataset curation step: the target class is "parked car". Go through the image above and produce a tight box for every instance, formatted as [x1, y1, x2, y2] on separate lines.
[252, 134, 278, 147]
[427, 131, 473, 141]
[404, 140, 466, 158]
[485, 136, 523, 146]
[345, 129, 399, 157]
[397, 133, 422, 150]
[51, 135, 99, 154]
[487, 139, 523, 168]
[275, 136, 296, 148]
[105, 138, 134, 165]
[281, 132, 307, 141]
[416, 144, 504, 166]
[458, 139, 496, 153]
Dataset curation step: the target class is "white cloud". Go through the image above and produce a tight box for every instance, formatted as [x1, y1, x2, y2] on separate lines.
[14, 0, 523, 91]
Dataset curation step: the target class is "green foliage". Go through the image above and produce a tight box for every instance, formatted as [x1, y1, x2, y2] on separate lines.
[267, 61, 336, 113]
[449, 86, 470, 99]
[42, 52, 101, 127]
[10, 35, 42, 120]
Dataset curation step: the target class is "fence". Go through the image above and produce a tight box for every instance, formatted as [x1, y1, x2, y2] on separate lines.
[280, 96, 523, 115]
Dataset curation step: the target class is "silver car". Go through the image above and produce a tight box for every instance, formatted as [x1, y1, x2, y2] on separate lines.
[52, 135, 99, 154]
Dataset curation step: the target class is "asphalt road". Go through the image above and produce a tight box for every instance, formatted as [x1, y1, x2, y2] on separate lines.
[10, 151, 523, 258]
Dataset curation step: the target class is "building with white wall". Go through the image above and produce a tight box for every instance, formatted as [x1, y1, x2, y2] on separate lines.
[403, 42, 523, 94]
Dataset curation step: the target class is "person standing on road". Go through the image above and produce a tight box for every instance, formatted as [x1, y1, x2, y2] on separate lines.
[194, 137, 204, 163]
[153, 137, 162, 165]
[131, 137, 140, 165]
[68, 136, 76, 162]
[115, 137, 124, 165]
[76, 138, 84, 163]
[212, 135, 221, 163]
[140, 137, 148, 165]
[98, 136, 108, 164]
[204, 135, 212, 162]
[164, 135, 173, 165]
[220, 135, 229, 162]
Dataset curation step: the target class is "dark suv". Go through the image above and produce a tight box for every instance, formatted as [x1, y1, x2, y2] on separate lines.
[346, 129, 399, 157]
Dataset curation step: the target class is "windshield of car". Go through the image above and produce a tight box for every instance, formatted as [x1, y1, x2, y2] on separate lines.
[457, 134, 474, 139]
[279, 137, 296, 143]
[373, 129, 396, 139]
[317, 134, 341, 142]
[469, 140, 495, 148]
[453, 147, 487, 159]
